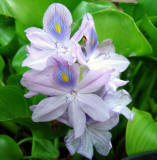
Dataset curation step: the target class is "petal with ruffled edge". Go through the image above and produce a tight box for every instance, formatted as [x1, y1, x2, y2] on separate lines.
[65, 129, 93, 159]
[77, 131, 93, 159]
[25, 27, 56, 50]
[68, 100, 86, 138]
[22, 46, 53, 70]
[43, 3, 72, 42]
[64, 130, 81, 155]
[103, 89, 134, 121]
[88, 52, 130, 72]
[32, 96, 67, 122]
[92, 131, 112, 156]
[77, 69, 112, 93]
[77, 94, 110, 122]
[107, 77, 128, 92]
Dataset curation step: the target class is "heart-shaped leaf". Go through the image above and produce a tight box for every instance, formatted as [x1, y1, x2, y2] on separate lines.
[12, 45, 29, 74]
[93, 10, 152, 57]
[0, 86, 30, 121]
[0, 135, 22, 160]
[126, 108, 157, 156]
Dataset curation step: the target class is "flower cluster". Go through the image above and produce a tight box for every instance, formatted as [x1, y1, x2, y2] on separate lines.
[21, 3, 134, 159]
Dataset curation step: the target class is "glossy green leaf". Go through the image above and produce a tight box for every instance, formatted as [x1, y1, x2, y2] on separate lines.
[72, 1, 116, 22]
[0, 135, 22, 160]
[0, 16, 19, 56]
[15, 20, 29, 44]
[120, 0, 157, 21]
[12, 45, 29, 74]
[32, 138, 59, 159]
[0, 0, 92, 27]
[0, 15, 15, 47]
[0, 86, 30, 121]
[137, 16, 157, 60]
[93, 10, 152, 57]
[126, 108, 157, 156]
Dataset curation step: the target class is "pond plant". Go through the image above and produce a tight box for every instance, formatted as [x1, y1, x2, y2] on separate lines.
[0, 0, 156, 160]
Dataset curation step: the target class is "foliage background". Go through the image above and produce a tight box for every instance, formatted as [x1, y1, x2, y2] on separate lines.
[0, 0, 156, 159]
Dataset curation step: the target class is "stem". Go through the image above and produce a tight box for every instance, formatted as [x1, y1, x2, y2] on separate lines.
[0, 121, 20, 134]
[139, 71, 157, 109]
[23, 156, 35, 159]
[54, 138, 59, 149]
[131, 60, 143, 79]
[18, 137, 33, 146]
[132, 68, 149, 99]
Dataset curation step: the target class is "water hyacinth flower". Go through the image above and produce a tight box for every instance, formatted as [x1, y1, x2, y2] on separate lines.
[21, 2, 134, 159]
[22, 3, 85, 71]
[58, 113, 119, 159]
[21, 58, 112, 138]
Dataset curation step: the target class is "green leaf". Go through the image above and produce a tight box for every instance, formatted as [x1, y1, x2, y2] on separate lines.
[93, 10, 152, 57]
[15, 20, 29, 45]
[7, 74, 22, 88]
[0, 16, 19, 57]
[126, 108, 157, 156]
[0, 0, 92, 27]
[32, 138, 59, 160]
[137, 16, 157, 60]
[0, 86, 30, 121]
[0, 0, 51, 27]
[0, 135, 22, 160]
[72, 1, 116, 22]
[0, 15, 15, 47]
[120, 0, 157, 21]
[12, 45, 29, 74]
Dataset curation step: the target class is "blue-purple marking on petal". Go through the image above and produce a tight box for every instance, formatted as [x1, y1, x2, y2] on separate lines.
[90, 27, 98, 52]
[48, 12, 67, 42]
[54, 62, 76, 88]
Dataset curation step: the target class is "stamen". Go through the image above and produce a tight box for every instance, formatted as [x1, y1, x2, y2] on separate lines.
[62, 72, 69, 82]
[56, 23, 61, 33]
[92, 36, 95, 45]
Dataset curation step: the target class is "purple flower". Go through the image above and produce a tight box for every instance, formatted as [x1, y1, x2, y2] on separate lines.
[22, 3, 85, 71]
[102, 89, 134, 121]
[20, 4, 134, 159]
[62, 114, 119, 159]
[75, 13, 130, 73]
[21, 59, 112, 138]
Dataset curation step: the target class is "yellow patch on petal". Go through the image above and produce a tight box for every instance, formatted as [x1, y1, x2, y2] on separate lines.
[56, 23, 61, 33]
[62, 72, 69, 82]
[92, 36, 95, 45]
